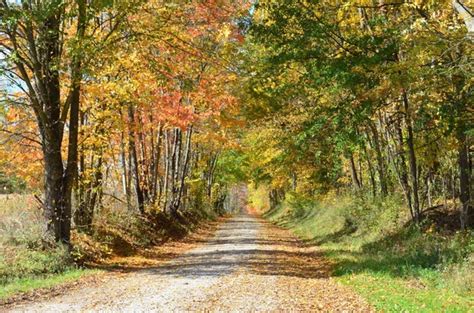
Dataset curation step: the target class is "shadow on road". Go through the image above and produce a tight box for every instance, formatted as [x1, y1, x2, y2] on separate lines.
[96, 214, 332, 280]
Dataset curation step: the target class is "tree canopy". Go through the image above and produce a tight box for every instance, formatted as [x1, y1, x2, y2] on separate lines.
[0, 0, 472, 241]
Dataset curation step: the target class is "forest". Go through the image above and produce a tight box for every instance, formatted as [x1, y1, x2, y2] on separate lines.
[0, 0, 473, 311]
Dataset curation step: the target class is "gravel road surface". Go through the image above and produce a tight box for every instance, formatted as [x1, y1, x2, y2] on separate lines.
[5, 212, 372, 312]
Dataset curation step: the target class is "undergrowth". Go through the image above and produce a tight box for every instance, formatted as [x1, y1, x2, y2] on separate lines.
[1, 194, 220, 300]
[0, 195, 74, 286]
[257, 191, 474, 312]
[72, 203, 219, 264]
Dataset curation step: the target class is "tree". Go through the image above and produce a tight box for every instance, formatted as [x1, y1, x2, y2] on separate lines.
[242, 0, 473, 227]
[0, 0, 136, 243]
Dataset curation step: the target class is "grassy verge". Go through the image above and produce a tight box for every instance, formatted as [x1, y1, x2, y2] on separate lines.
[255, 191, 474, 312]
[0, 195, 92, 302]
[0, 269, 98, 301]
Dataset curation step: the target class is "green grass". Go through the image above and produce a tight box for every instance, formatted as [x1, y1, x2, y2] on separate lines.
[0, 269, 98, 300]
[258, 192, 474, 312]
[339, 273, 472, 312]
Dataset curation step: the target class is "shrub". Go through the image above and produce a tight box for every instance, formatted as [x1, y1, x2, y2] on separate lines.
[0, 246, 71, 284]
[0, 195, 74, 284]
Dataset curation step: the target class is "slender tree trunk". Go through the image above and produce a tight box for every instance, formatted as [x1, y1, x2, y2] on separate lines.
[427, 174, 433, 208]
[128, 105, 145, 214]
[175, 126, 193, 212]
[75, 153, 102, 231]
[89, 155, 103, 213]
[403, 90, 421, 223]
[168, 128, 182, 215]
[207, 153, 219, 198]
[442, 176, 448, 209]
[368, 122, 388, 196]
[393, 111, 414, 219]
[163, 130, 170, 213]
[135, 115, 148, 203]
[349, 153, 362, 190]
[120, 129, 131, 209]
[58, 0, 87, 242]
[75, 111, 86, 229]
[457, 124, 471, 230]
[151, 123, 163, 203]
[363, 140, 377, 197]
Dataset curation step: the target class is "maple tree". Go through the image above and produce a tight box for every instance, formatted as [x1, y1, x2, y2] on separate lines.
[0, 0, 248, 242]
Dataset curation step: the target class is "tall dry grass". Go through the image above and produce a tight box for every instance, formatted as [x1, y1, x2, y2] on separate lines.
[0, 195, 71, 284]
[0, 194, 44, 247]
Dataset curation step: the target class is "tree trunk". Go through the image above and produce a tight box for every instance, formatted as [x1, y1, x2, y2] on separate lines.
[175, 126, 193, 212]
[59, 0, 86, 241]
[349, 153, 362, 190]
[120, 128, 131, 209]
[151, 123, 164, 203]
[403, 90, 421, 223]
[168, 128, 182, 216]
[457, 125, 471, 230]
[43, 139, 67, 243]
[206, 153, 219, 199]
[393, 111, 414, 220]
[162, 130, 170, 213]
[368, 122, 388, 196]
[363, 140, 377, 197]
[74, 152, 103, 232]
[136, 116, 150, 203]
[128, 105, 145, 214]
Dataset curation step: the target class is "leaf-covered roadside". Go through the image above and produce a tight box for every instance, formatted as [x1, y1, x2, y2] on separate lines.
[258, 192, 473, 311]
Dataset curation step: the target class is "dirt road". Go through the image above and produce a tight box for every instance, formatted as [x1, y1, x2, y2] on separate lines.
[5, 212, 372, 312]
